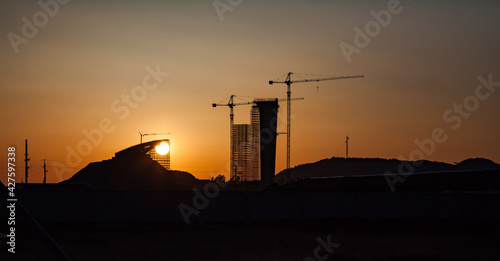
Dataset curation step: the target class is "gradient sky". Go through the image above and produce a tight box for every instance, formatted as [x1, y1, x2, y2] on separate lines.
[1, 0, 499, 184]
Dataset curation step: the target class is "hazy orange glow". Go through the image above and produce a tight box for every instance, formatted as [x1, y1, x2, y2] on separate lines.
[1, 1, 499, 184]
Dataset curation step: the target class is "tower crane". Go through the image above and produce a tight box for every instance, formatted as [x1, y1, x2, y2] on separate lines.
[139, 132, 171, 144]
[212, 95, 304, 179]
[269, 72, 364, 178]
[212, 95, 253, 179]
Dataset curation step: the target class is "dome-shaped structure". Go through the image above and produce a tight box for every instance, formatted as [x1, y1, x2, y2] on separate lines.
[115, 139, 170, 170]
[63, 139, 198, 190]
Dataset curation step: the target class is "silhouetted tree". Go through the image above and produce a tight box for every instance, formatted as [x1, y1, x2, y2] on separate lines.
[214, 174, 226, 183]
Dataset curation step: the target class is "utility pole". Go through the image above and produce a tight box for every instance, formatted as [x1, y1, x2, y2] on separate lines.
[345, 135, 349, 159]
[25, 139, 29, 184]
[43, 159, 47, 184]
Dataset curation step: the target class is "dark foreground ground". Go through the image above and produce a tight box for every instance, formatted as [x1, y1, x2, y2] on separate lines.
[8, 218, 500, 261]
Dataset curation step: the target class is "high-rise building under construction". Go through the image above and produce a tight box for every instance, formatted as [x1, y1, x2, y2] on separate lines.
[232, 124, 251, 181]
[253, 99, 279, 188]
[231, 99, 278, 187]
[250, 106, 261, 181]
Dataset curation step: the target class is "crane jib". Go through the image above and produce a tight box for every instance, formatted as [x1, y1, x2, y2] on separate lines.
[269, 75, 363, 85]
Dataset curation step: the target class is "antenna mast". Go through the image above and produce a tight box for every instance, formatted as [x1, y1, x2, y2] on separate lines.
[43, 159, 47, 184]
[345, 135, 349, 159]
[25, 139, 30, 184]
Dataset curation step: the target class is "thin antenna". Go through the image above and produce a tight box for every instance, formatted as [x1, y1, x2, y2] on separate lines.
[25, 139, 30, 184]
[345, 135, 349, 159]
[43, 159, 47, 184]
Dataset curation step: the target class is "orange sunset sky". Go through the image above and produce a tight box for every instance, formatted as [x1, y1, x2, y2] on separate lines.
[1, 0, 499, 184]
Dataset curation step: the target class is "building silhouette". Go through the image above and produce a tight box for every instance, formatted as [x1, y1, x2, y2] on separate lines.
[146, 139, 171, 170]
[63, 139, 196, 190]
[232, 124, 251, 181]
[253, 99, 279, 189]
[230, 100, 278, 185]
[250, 106, 261, 181]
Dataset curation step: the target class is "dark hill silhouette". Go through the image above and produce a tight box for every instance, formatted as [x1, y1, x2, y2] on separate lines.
[275, 157, 500, 184]
[455, 157, 499, 171]
[62, 154, 199, 190]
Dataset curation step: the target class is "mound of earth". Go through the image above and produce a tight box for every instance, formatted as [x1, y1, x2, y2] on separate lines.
[63, 154, 198, 190]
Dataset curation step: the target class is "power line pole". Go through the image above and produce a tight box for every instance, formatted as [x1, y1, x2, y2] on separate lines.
[345, 135, 349, 159]
[43, 159, 47, 184]
[25, 139, 30, 184]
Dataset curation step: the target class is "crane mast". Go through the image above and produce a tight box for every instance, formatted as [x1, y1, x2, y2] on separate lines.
[269, 72, 364, 180]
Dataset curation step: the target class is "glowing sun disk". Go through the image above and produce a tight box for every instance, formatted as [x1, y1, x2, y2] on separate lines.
[155, 142, 169, 155]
